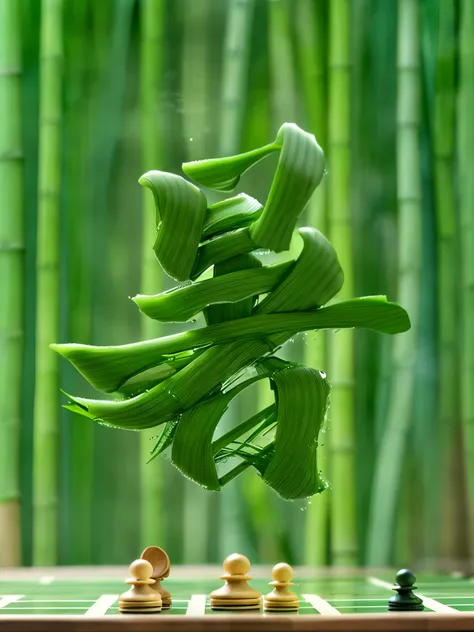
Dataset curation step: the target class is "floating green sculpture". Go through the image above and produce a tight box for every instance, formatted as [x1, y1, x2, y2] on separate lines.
[52, 123, 409, 500]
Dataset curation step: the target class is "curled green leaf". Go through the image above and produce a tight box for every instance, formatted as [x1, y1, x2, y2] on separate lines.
[139, 170, 207, 281]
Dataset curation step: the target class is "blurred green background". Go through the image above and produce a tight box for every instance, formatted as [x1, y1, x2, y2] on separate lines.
[1, 0, 473, 571]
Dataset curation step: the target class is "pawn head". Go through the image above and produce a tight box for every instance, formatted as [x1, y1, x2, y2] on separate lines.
[396, 568, 416, 587]
[223, 553, 251, 576]
[272, 562, 293, 583]
[129, 558, 153, 581]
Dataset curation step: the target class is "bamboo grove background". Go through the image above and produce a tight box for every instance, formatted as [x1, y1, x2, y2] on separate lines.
[0, 0, 473, 569]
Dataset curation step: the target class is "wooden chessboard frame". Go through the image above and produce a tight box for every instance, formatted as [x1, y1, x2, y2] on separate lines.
[2, 611, 474, 632]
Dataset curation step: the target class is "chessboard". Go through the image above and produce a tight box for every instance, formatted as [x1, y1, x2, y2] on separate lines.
[1, 563, 474, 631]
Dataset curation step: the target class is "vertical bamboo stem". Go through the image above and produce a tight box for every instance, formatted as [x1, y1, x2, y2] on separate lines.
[62, 0, 93, 565]
[239, 2, 274, 562]
[139, 0, 166, 552]
[217, 0, 255, 560]
[219, 0, 254, 157]
[434, 0, 460, 563]
[367, 0, 422, 565]
[327, 0, 357, 566]
[296, 0, 329, 567]
[180, 0, 212, 563]
[33, 0, 63, 565]
[0, 0, 23, 567]
[267, 0, 303, 563]
[268, 0, 296, 126]
[458, 0, 474, 564]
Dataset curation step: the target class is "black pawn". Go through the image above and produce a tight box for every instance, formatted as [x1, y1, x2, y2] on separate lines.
[388, 569, 424, 612]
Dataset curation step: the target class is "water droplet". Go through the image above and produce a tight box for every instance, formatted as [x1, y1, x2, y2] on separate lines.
[189, 137, 194, 141]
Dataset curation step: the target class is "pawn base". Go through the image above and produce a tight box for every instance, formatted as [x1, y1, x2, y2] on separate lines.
[210, 597, 261, 610]
[264, 599, 299, 611]
[388, 602, 424, 612]
[119, 601, 162, 614]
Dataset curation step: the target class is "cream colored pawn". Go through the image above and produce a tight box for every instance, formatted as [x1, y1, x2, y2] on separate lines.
[210, 553, 261, 609]
[119, 559, 162, 614]
[141, 546, 172, 609]
[263, 563, 299, 611]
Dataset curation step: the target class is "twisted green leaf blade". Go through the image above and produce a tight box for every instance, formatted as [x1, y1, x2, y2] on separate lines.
[171, 396, 226, 491]
[183, 123, 325, 252]
[51, 297, 409, 397]
[255, 227, 343, 314]
[202, 193, 263, 239]
[212, 404, 276, 457]
[51, 296, 409, 394]
[171, 369, 281, 491]
[262, 366, 329, 499]
[117, 351, 200, 397]
[63, 339, 272, 429]
[147, 419, 179, 463]
[133, 260, 292, 323]
[182, 143, 278, 191]
[139, 170, 207, 281]
[249, 124, 325, 252]
[204, 253, 262, 325]
[191, 227, 258, 279]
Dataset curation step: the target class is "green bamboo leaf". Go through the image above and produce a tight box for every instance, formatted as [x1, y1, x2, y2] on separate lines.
[171, 370, 280, 490]
[133, 260, 292, 322]
[139, 170, 207, 281]
[249, 124, 325, 252]
[212, 405, 276, 457]
[262, 366, 329, 499]
[51, 296, 409, 394]
[148, 419, 179, 463]
[183, 142, 278, 191]
[255, 227, 343, 314]
[204, 253, 263, 324]
[171, 395, 228, 491]
[191, 227, 258, 279]
[117, 350, 201, 396]
[202, 193, 263, 239]
[64, 339, 272, 429]
[184, 122, 325, 252]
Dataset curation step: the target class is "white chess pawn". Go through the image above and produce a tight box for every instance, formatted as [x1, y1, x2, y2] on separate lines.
[119, 559, 162, 613]
[210, 553, 261, 609]
[263, 563, 299, 611]
[141, 546, 172, 609]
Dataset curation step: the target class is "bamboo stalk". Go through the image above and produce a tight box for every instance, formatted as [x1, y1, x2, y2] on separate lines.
[458, 0, 474, 565]
[327, 0, 357, 566]
[33, 0, 63, 565]
[139, 0, 167, 553]
[180, 0, 213, 563]
[0, 0, 23, 567]
[295, 0, 329, 567]
[219, 0, 254, 157]
[88, 0, 136, 565]
[19, 0, 42, 567]
[416, 0, 457, 565]
[268, 0, 296, 127]
[238, 1, 274, 562]
[217, 0, 255, 561]
[367, 0, 422, 566]
[61, 0, 94, 565]
[434, 0, 460, 562]
[267, 0, 302, 563]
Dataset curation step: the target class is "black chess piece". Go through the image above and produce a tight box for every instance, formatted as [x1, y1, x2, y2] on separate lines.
[388, 569, 424, 612]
